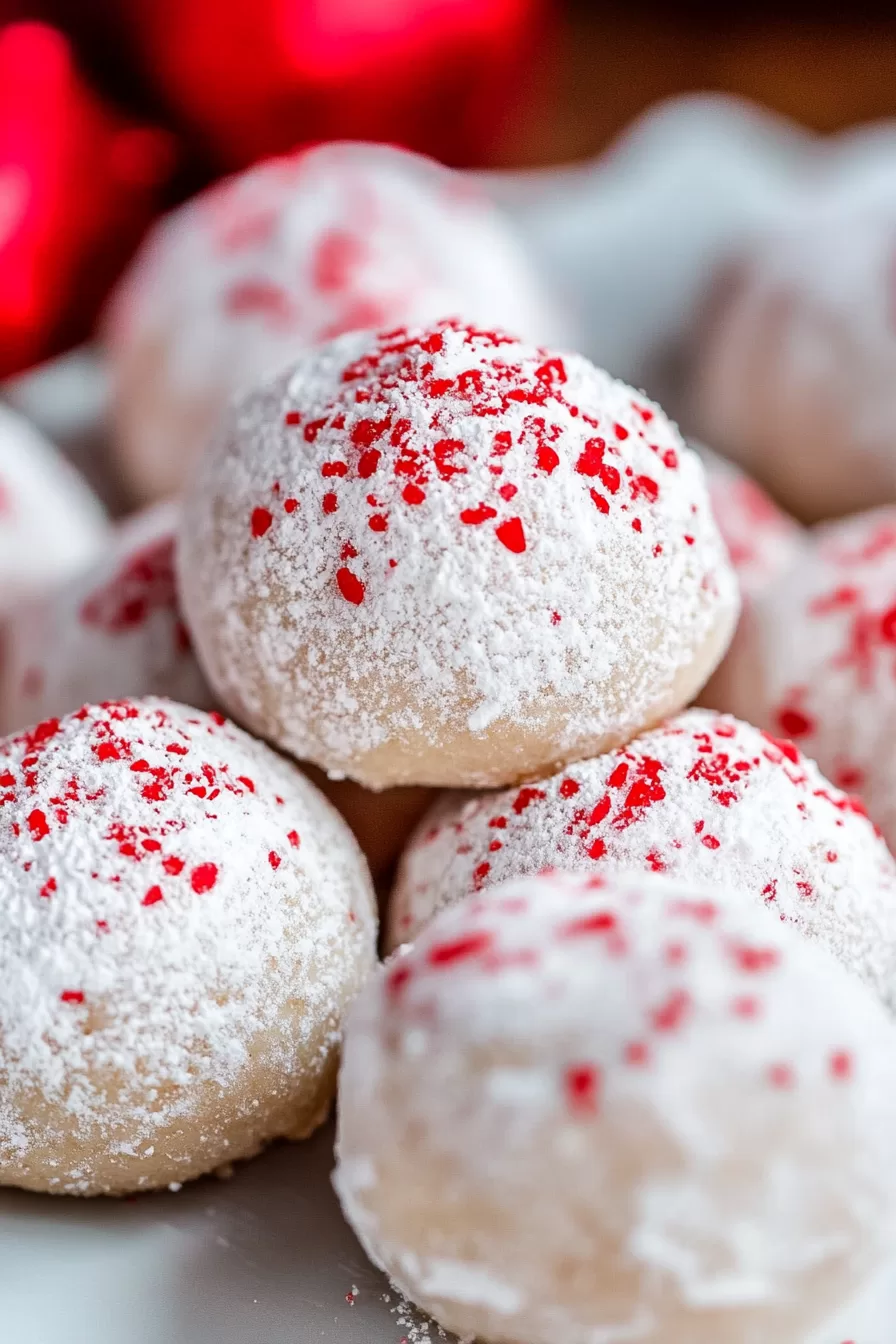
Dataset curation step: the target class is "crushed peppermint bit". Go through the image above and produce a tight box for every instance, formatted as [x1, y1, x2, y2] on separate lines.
[0, 501, 213, 737]
[104, 141, 565, 501]
[390, 708, 896, 1015]
[0, 696, 376, 1196]
[703, 505, 896, 858]
[336, 870, 896, 1344]
[180, 320, 738, 790]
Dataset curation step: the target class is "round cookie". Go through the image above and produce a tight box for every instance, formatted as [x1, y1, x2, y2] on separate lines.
[389, 708, 896, 1015]
[0, 403, 108, 606]
[697, 445, 803, 601]
[701, 506, 896, 855]
[104, 142, 567, 502]
[336, 870, 896, 1344]
[691, 185, 896, 523]
[179, 320, 739, 790]
[0, 697, 376, 1195]
[0, 502, 212, 735]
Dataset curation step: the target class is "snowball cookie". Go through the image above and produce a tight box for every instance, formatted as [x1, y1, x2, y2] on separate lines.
[0, 403, 108, 607]
[697, 445, 803, 602]
[0, 697, 376, 1195]
[691, 187, 896, 523]
[104, 142, 567, 503]
[337, 870, 896, 1344]
[389, 708, 896, 1014]
[0, 502, 213, 736]
[179, 320, 739, 790]
[701, 507, 896, 857]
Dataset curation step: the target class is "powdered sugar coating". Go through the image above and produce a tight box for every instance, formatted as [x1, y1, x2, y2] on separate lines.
[698, 445, 803, 600]
[703, 506, 896, 858]
[390, 708, 896, 1014]
[0, 697, 376, 1195]
[0, 403, 108, 608]
[105, 141, 567, 501]
[179, 320, 739, 789]
[337, 870, 896, 1344]
[692, 183, 896, 523]
[0, 502, 213, 735]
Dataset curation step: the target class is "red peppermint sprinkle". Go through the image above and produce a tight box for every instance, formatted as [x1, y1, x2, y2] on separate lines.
[427, 930, 494, 967]
[337, 567, 365, 605]
[191, 862, 218, 894]
[495, 517, 526, 553]
[564, 1064, 601, 1115]
[460, 504, 497, 526]
[251, 507, 273, 538]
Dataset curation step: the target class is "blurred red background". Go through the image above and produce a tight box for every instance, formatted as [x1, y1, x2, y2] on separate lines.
[2, 0, 896, 378]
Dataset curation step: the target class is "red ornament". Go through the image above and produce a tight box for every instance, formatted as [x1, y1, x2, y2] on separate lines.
[127, 0, 546, 170]
[0, 21, 175, 378]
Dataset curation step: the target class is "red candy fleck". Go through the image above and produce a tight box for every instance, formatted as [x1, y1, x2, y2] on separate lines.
[427, 930, 494, 967]
[142, 885, 164, 906]
[778, 708, 814, 738]
[191, 862, 218, 893]
[731, 944, 780, 974]
[27, 808, 49, 841]
[337, 567, 365, 605]
[564, 1064, 601, 1115]
[830, 1050, 853, 1081]
[60, 990, 84, 1005]
[460, 504, 497, 526]
[560, 910, 617, 938]
[651, 988, 691, 1033]
[251, 507, 273, 538]
[495, 517, 526, 553]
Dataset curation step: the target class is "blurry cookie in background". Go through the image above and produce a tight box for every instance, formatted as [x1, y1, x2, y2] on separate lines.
[103, 142, 569, 503]
[692, 177, 896, 523]
[0, 401, 108, 610]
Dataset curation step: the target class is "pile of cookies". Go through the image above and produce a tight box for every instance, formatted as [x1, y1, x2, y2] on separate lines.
[2, 140, 896, 1344]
